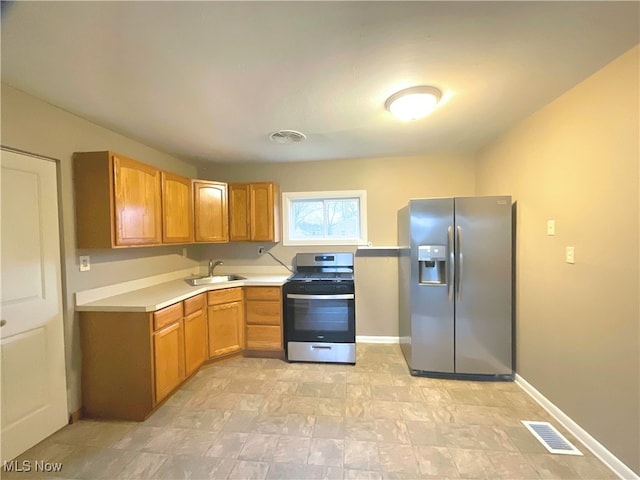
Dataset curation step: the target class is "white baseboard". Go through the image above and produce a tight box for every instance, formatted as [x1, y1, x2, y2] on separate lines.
[515, 374, 639, 480]
[356, 336, 399, 344]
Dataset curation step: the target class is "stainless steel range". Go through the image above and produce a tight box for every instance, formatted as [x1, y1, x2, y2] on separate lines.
[283, 253, 355, 364]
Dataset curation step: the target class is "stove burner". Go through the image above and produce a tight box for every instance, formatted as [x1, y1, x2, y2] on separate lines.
[288, 252, 354, 283]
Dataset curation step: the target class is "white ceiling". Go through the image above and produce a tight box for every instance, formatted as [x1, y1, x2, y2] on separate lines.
[1, 1, 638, 164]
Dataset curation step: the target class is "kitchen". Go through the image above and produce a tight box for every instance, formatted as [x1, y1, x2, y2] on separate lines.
[0, 2, 638, 479]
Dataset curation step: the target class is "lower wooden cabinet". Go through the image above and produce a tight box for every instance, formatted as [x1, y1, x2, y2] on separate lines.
[153, 321, 185, 403]
[183, 294, 207, 376]
[79, 287, 282, 421]
[80, 311, 155, 421]
[207, 288, 244, 359]
[152, 301, 185, 403]
[245, 286, 283, 353]
[80, 295, 204, 421]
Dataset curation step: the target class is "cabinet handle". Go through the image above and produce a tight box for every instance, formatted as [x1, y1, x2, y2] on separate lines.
[287, 294, 354, 300]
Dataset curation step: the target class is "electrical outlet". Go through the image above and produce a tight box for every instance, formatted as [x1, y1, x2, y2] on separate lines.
[79, 255, 91, 272]
[547, 220, 556, 236]
[565, 246, 575, 264]
[258, 246, 265, 255]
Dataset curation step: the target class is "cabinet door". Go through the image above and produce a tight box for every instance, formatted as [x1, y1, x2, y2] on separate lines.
[153, 321, 185, 403]
[113, 154, 162, 246]
[207, 301, 244, 358]
[229, 183, 250, 241]
[250, 182, 280, 242]
[246, 325, 282, 351]
[194, 181, 228, 243]
[184, 309, 207, 377]
[161, 172, 194, 244]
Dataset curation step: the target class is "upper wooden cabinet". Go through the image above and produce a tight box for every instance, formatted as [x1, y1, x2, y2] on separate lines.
[193, 180, 228, 243]
[114, 155, 163, 246]
[161, 172, 194, 244]
[74, 151, 278, 247]
[74, 151, 162, 248]
[251, 182, 281, 242]
[228, 183, 250, 241]
[229, 182, 280, 242]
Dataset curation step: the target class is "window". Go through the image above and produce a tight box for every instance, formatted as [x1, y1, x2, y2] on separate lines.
[282, 190, 367, 246]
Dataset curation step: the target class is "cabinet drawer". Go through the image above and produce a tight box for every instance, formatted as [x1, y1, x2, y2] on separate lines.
[153, 302, 183, 331]
[184, 293, 205, 315]
[246, 325, 282, 351]
[245, 301, 282, 326]
[245, 286, 281, 301]
[208, 287, 243, 306]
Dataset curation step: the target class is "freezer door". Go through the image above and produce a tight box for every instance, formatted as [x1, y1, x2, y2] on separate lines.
[409, 198, 455, 373]
[454, 196, 512, 375]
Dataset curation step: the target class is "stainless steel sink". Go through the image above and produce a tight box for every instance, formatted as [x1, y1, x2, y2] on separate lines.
[185, 274, 246, 286]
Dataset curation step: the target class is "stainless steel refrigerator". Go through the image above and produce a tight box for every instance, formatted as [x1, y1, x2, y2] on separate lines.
[398, 196, 513, 379]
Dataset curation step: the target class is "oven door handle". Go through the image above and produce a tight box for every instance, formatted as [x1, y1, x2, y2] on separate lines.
[286, 294, 355, 300]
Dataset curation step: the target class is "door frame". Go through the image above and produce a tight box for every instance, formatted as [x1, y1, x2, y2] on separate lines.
[1, 145, 70, 412]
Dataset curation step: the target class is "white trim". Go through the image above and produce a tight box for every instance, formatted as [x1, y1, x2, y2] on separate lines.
[515, 374, 639, 480]
[282, 190, 368, 246]
[356, 336, 400, 344]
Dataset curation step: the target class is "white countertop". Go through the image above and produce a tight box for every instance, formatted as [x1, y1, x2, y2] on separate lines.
[75, 274, 289, 313]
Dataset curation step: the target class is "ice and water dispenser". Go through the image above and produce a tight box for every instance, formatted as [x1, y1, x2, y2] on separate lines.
[418, 245, 447, 285]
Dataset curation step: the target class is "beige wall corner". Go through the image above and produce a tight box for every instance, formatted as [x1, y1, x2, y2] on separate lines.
[475, 45, 640, 474]
[197, 154, 475, 339]
[1, 83, 201, 415]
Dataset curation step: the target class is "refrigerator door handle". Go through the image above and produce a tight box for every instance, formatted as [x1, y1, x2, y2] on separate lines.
[456, 225, 463, 301]
[447, 225, 454, 301]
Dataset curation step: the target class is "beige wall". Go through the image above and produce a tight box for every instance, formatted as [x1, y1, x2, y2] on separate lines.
[199, 154, 476, 246]
[198, 155, 476, 336]
[475, 46, 639, 474]
[6, 46, 637, 472]
[1, 84, 201, 414]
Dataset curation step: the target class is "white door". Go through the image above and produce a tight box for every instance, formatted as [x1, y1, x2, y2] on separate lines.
[0, 149, 68, 462]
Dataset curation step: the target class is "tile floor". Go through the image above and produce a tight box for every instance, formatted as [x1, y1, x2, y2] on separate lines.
[6, 344, 617, 480]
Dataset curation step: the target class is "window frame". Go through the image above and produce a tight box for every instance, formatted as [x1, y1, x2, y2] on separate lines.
[282, 190, 368, 246]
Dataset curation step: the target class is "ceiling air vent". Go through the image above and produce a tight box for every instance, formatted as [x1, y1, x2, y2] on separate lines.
[522, 421, 583, 455]
[269, 130, 307, 144]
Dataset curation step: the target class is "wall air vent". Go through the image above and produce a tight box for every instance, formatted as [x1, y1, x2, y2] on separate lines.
[522, 421, 583, 455]
[269, 130, 307, 144]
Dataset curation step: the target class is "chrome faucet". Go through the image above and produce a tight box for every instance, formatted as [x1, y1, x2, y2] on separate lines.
[208, 259, 223, 277]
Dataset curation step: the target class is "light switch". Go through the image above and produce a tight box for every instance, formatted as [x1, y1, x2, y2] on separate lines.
[79, 255, 91, 272]
[565, 246, 575, 264]
[547, 220, 556, 236]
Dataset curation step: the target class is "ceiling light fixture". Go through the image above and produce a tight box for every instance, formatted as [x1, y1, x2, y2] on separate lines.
[385, 86, 442, 121]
